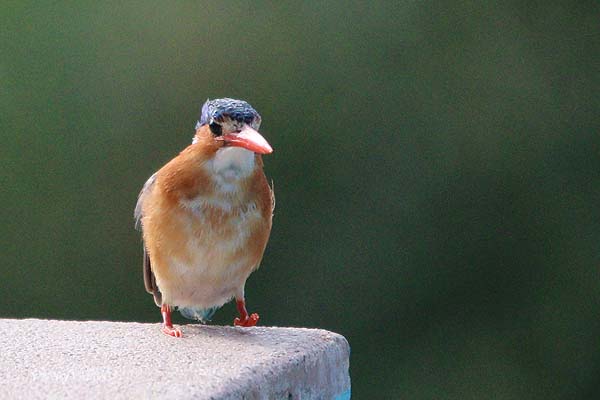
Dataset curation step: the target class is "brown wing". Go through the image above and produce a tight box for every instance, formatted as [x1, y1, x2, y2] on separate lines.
[143, 246, 162, 306]
[135, 173, 162, 306]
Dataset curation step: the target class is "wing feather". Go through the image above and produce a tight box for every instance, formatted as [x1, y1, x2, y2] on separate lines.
[135, 173, 162, 306]
[143, 246, 162, 306]
[134, 173, 157, 230]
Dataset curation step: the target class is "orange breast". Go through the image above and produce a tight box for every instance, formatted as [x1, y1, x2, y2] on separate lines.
[139, 140, 273, 308]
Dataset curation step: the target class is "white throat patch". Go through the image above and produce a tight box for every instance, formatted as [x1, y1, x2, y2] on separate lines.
[207, 147, 255, 192]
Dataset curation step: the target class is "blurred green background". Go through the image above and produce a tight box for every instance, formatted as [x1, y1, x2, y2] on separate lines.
[2, 1, 599, 398]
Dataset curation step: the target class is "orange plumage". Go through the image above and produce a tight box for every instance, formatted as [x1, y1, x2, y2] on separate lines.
[135, 98, 273, 337]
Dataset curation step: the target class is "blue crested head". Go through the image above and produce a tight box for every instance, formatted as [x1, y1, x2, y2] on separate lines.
[197, 98, 261, 130]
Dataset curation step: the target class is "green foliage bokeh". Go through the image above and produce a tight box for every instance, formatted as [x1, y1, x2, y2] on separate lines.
[2, 2, 599, 398]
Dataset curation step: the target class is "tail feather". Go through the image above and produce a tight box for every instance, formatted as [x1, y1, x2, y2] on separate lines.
[178, 306, 220, 322]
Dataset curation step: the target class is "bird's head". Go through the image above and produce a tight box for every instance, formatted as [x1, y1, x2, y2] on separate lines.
[194, 98, 273, 154]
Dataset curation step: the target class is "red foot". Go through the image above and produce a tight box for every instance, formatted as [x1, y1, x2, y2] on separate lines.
[162, 325, 183, 337]
[161, 304, 183, 338]
[234, 299, 259, 327]
[234, 313, 260, 327]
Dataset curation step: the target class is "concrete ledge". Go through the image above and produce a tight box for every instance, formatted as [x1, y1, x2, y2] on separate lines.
[0, 319, 350, 400]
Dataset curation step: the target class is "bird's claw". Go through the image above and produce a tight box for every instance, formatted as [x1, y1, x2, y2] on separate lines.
[162, 325, 183, 337]
[234, 312, 259, 327]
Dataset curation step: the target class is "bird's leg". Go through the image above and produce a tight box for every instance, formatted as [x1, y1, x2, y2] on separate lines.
[161, 304, 182, 337]
[233, 298, 259, 327]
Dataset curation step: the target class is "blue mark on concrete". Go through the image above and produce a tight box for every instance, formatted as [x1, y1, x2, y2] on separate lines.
[335, 389, 351, 400]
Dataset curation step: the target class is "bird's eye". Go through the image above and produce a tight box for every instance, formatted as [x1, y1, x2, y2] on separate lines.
[209, 122, 222, 136]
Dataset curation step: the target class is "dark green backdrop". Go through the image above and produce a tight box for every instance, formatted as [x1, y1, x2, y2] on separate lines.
[2, 2, 599, 398]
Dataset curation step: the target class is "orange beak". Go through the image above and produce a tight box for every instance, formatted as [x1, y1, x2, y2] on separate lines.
[220, 126, 273, 154]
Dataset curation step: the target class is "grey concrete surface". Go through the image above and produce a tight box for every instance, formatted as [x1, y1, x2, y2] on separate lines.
[0, 319, 350, 400]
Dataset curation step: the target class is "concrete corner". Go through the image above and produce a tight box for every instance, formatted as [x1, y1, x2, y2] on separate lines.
[0, 319, 350, 399]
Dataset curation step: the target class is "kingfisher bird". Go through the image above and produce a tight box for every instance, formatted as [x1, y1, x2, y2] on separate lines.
[134, 98, 274, 337]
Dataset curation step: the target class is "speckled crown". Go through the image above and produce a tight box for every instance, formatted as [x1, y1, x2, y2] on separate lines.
[197, 98, 261, 129]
